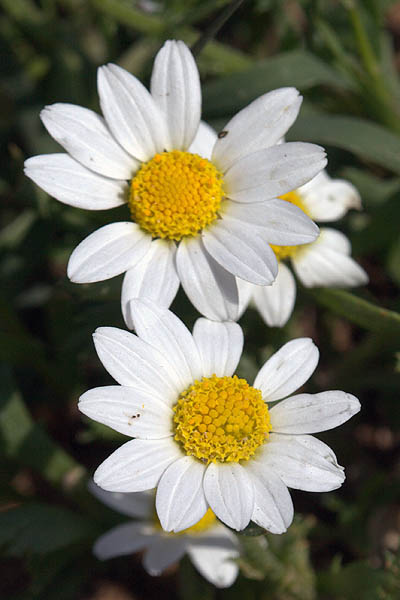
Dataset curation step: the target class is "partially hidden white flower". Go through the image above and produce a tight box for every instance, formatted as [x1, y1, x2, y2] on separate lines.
[238, 169, 369, 327]
[24, 40, 326, 322]
[90, 483, 240, 588]
[79, 299, 361, 534]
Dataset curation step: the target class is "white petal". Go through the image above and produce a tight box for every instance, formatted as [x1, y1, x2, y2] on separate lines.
[316, 228, 351, 255]
[203, 463, 254, 531]
[143, 538, 187, 575]
[94, 437, 182, 492]
[247, 462, 293, 534]
[300, 172, 362, 222]
[40, 103, 137, 179]
[176, 236, 240, 321]
[292, 232, 368, 288]
[189, 121, 217, 159]
[236, 277, 255, 319]
[151, 40, 201, 150]
[94, 521, 155, 560]
[89, 480, 153, 518]
[270, 390, 361, 434]
[192, 318, 243, 377]
[203, 217, 278, 285]
[225, 142, 327, 203]
[24, 154, 128, 210]
[93, 327, 182, 401]
[127, 299, 203, 389]
[187, 527, 239, 588]
[260, 433, 345, 492]
[252, 263, 296, 327]
[224, 198, 319, 245]
[98, 63, 168, 161]
[212, 88, 302, 172]
[254, 338, 319, 402]
[67, 222, 151, 283]
[121, 239, 179, 328]
[79, 385, 173, 439]
[156, 456, 207, 532]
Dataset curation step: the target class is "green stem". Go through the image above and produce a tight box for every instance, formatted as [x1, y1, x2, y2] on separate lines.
[191, 0, 245, 57]
[308, 288, 400, 338]
[90, 0, 251, 73]
[344, 0, 400, 134]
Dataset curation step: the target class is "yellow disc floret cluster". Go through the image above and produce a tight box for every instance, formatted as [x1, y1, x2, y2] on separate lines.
[173, 375, 271, 464]
[179, 508, 216, 535]
[129, 150, 224, 241]
[271, 190, 312, 261]
[153, 507, 216, 536]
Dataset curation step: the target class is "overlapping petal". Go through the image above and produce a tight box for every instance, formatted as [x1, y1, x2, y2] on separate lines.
[40, 103, 137, 179]
[292, 229, 368, 288]
[98, 63, 168, 161]
[94, 438, 182, 493]
[121, 240, 179, 328]
[299, 171, 362, 221]
[225, 142, 327, 203]
[67, 222, 151, 283]
[79, 385, 173, 438]
[94, 521, 155, 559]
[192, 318, 243, 377]
[92, 326, 182, 401]
[224, 198, 319, 245]
[251, 263, 297, 327]
[127, 299, 203, 389]
[24, 154, 128, 210]
[270, 390, 361, 434]
[176, 237, 240, 321]
[203, 217, 278, 285]
[151, 40, 201, 150]
[247, 462, 294, 534]
[260, 433, 345, 492]
[187, 526, 239, 588]
[156, 456, 207, 532]
[212, 88, 302, 172]
[254, 338, 319, 401]
[204, 463, 254, 531]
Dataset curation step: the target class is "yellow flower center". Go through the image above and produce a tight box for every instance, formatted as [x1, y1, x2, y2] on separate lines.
[271, 190, 311, 261]
[173, 375, 271, 464]
[153, 507, 217, 536]
[129, 150, 224, 241]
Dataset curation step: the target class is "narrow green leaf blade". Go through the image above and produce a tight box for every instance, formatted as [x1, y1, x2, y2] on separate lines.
[289, 108, 400, 175]
[203, 50, 352, 117]
[309, 289, 400, 337]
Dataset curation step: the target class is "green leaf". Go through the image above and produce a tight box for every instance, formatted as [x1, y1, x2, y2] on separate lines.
[178, 556, 215, 600]
[0, 503, 95, 556]
[203, 50, 352, 117]
[308, 289, 400, 337]
[0, 366, 85, 489]
[318, 560, 387, 599]
[340, 167, 400, 208]
[289, 107, 400, 175]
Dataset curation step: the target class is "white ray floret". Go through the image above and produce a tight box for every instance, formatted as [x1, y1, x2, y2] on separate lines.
[237, 169, 369, 327]
[24, 40, 326, 322]
[90, 482, 240, 588]
[79, 300, 360, 534]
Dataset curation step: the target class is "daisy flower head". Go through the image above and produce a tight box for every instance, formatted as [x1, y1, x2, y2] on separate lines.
[79, 299, 361, 533]
[90, 483, 240, 588]
[24, 40, 327, 322]
[238, 169, 369, 327]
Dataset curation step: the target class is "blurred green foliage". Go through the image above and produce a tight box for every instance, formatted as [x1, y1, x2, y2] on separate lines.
[1, 0, 400, 598]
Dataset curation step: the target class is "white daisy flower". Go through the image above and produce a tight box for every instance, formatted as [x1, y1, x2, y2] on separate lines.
[79, 299, 360, 533]
[237, 170, 369, 327]
[90, 483, 240, 588]
[24, 40, 326, 322]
